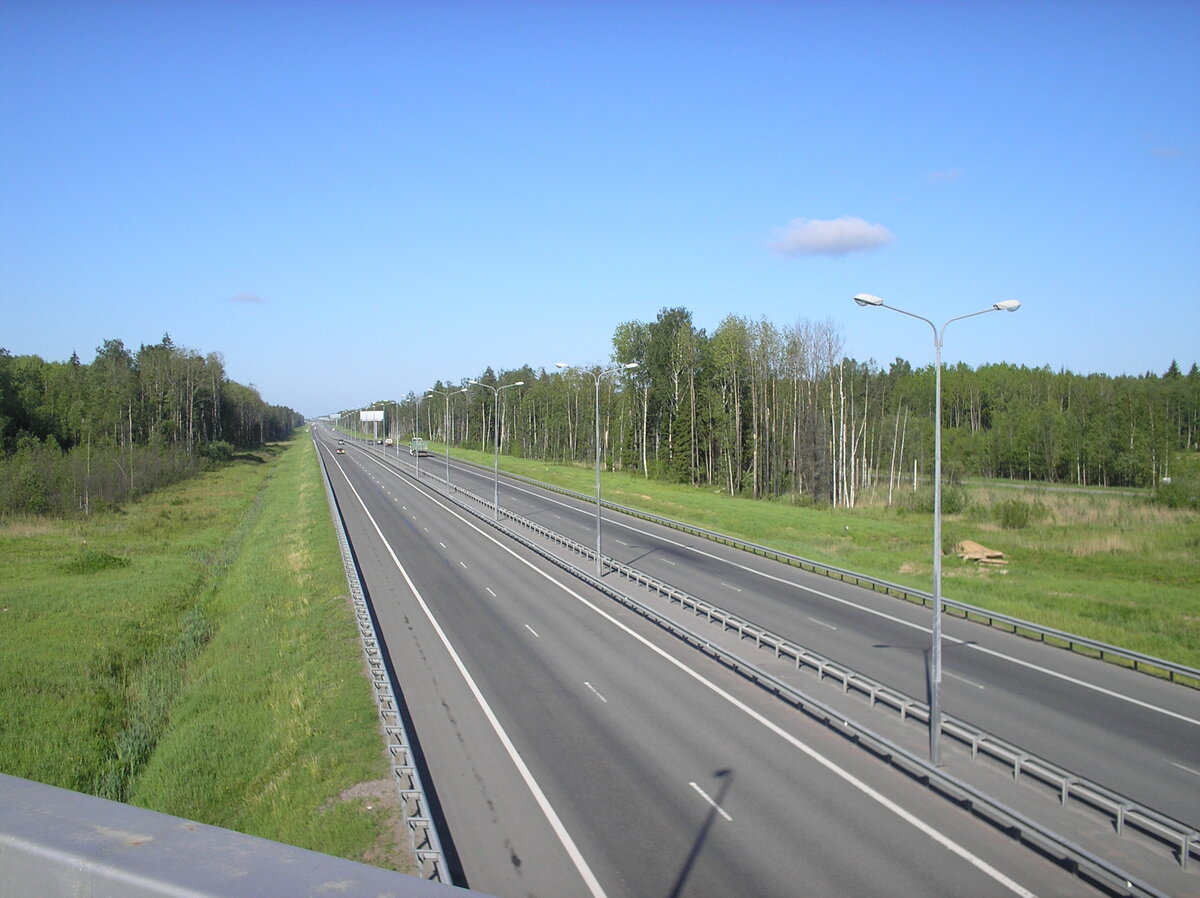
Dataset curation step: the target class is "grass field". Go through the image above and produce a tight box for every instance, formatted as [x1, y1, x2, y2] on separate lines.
[0, 433, 409, 870]
[424, 441, 1200, 670]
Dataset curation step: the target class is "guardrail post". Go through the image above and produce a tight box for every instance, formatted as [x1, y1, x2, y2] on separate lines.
[1014, 754, 1027, 781]
[1061, 777, 1077, 807]
[1182, 832, 1197, 870]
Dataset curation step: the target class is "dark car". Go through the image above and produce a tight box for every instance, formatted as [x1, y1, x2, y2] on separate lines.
[336, 447, 345, 454]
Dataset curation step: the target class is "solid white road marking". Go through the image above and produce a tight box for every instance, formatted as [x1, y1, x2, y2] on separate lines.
[525, 624, 540, 638]
[807, 616, 838, 630]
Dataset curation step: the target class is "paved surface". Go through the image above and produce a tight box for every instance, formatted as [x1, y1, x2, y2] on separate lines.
[320, 431, 1199, 898]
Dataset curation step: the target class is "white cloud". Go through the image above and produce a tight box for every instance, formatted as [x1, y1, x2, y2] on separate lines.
[771, 216, 894, 257]
[230, 292, 264, 303]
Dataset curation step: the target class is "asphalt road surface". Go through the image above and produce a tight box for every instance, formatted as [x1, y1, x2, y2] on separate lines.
[318, 430, 1199, 898]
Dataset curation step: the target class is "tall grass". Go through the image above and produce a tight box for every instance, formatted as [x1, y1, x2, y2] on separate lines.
[0, 434, 408, 870]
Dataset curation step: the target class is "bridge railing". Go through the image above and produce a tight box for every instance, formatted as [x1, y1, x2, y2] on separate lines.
[0, 773, 481, 898]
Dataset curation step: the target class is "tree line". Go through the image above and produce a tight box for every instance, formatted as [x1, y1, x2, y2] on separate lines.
[360, 307, 1198, 508]
[0, 335, 303, 515]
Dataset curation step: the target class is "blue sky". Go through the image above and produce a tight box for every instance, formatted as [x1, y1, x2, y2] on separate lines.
[2, 0, 1197, 418]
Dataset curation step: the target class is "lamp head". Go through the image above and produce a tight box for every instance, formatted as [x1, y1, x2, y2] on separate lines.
[854, 293, 884, 307]
[993, 299, 1021, 312]
[511, 381, 525, 387]
[624, 361, 640, 369]
[468, 380, 481, 386]
[555, 362, 570, 369]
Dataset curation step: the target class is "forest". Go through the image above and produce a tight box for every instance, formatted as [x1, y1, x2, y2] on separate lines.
[362, 308, 1198, 509]
[0, 335, 302, 515]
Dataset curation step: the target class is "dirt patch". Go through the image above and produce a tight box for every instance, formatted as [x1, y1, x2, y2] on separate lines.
[334, 778, 416, 874]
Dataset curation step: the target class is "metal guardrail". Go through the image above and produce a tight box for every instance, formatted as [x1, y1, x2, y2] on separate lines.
[317, 442, 449, 883]
[397, 465, 1179, 898]
[479, 483, 1200, 872]
[444, 457, 1199, 688]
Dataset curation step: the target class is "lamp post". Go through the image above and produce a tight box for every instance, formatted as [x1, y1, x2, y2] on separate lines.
[853, 293, 1020, 766]
[413, 393, 427, 479]
[556, 361, 640, 574]
[427, 388, 467, 487]
[468, 380, 524, 519]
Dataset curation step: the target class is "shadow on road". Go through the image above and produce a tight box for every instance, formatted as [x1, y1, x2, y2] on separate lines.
[667, 768, 733, 898]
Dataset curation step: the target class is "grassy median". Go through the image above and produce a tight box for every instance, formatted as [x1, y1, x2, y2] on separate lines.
[0, 433, 410, 870]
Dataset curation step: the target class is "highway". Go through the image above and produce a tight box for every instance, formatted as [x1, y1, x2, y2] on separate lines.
[316, 429, 1199, 898]
[393, 439, 1200, 830]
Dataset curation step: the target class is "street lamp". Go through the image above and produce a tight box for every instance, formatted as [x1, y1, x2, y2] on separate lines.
[556, 361, 640, 574]
[853, 293, 1020, 766]
[413, 393, 427, 479]
[427, 388, 468, 487]
[468, 380, 524, 519]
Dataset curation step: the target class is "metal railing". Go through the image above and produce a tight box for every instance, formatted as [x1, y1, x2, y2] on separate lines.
[0, 773, 473, 898]
[398, 464, 1182, 898]
[442, 456, 1199, 688]
[477, 483, 1200, 871]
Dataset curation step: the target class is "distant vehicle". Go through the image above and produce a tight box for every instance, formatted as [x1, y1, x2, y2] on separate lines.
[384, 438, 394, 446]
[377, 439, 384, 445]
[410, 437, 433, 457]
[337, 439, 344, 445]
[336, 447, 345, 455]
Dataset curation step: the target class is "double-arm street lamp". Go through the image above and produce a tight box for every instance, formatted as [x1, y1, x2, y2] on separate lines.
[556, 361, 640, 574]
[853, 293, 1020, 766]
[468, 380, 524, 519]
[426, 388, 468, 487]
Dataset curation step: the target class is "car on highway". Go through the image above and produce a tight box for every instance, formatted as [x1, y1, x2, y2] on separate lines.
[336, 447, 345, 454]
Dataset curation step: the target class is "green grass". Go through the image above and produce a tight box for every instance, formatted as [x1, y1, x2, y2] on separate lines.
[0, 433, 409, 870]
[429, 442, 1200, 670]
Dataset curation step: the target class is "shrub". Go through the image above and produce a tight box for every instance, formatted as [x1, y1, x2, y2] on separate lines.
[197, 441, 235, 468]
[1153, 473, 1199, 510]
[994, 498, 1039, 529]
[899, 485, 968, 516]
[64, 550, 132, 574]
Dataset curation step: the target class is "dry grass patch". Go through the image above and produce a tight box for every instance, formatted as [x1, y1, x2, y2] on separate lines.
[0, 516, 62, 538]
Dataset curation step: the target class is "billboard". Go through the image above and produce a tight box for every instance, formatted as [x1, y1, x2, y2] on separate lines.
[360, 410, 384, 422]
